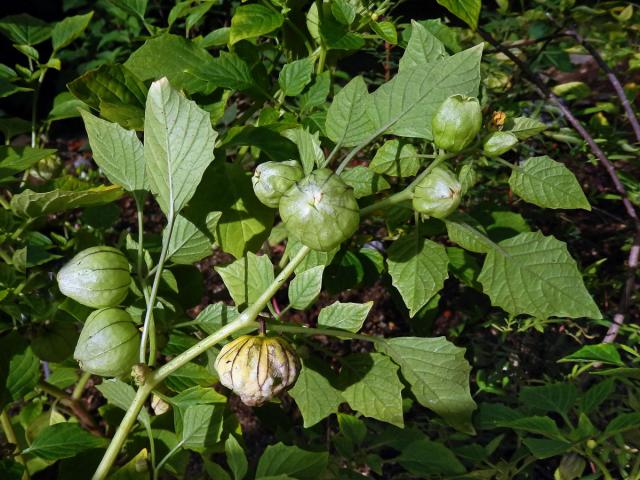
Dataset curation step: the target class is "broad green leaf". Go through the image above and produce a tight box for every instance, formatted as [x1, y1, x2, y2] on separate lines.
[447, 246, 481, 288]
[580, 379, 615, 415]
[507, 116, 547, 140]
[369, 140, 420, 177]
[397, 438, 465, 475]
[0, 117, 31, 141]
[109, 0, 148, 19]
[181, 404, 224, 450]
[559, 344, 623, 366]
[475, 403, 524, 430]
[69, 64, 147, 130]
[221, 126, 298, 163]
[331, 0, 356, 25]
[196, 162, 274, 258]
[166, 214, 214, 265]
[165, 362, 217, 392]
[47, 92, 86, 121]
[603, 412, 640, 437]
[282, 128, 323, 174]
[225, 435, 248, 480]
[125, 34, 254, 94]
[0, 459, 25, 480]
[288, 266, 324, 310]
[306, 1, 364, 51]
[216, 252, 274, 309]
[0, 14, 51, 45]
[109, 449, 148, 480]
[340, 166, 390, 198]
[519, 384, 578, 416]
[436, 0, 481, 29]
[289, 361, 343, 428]
[300, 71, 330, 111]
[509, 156, 590, 210]
[369, 44, 482, 139]
[279, 58, 314, 97]
[192, 303, 240, 335]
[496, 416, 562, 437]
[23, 423, 105, 460]
[399, 20, 446, 71]
[337, 413, 366, 447]
[284, 236, 338, 274]
[51, 12, 93, 51]
[144, 77, 217, 216]
[0, 79, 32, 99]
[96, 379, 151, 428]
[387, 232, 449, 317]
[326, 76, 375, 147]
[256, 443, 328, 479]
[0, 335, 40, 407]
[0, 146, 56, 180]
[229, 4, 283, 45]
[522, 438, 571, 459]
[370, 21, 397, 44]
[80, 110, 146, 191]
[340, 353, 404, 427]
[377, 336, 476, 433]
[11, 185, 123, 218]
[444, 214, 493, 254]
[317, 301, 372, 332]
[477, 231, 602, 319]
[169, 385, 227, 408]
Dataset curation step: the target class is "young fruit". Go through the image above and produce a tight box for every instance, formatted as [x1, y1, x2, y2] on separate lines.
[214, 335, 300, 406]
[412, 166, 462, 218]
[57, 246, 131, 308]
[279, 169, 359, 251]
[432, 94, 482, 153]
[483, 131, 518, 156]
[73, 307, 140, 377]
[252, 160, 304, 208]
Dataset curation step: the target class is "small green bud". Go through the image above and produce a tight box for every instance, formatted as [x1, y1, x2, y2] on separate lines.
[483, 131, 518, 157]
[73, 308, 140, 377]
[252, 160, 304, 208]
[412, 167, 462, 219]
[432, 94, 482, 153]
[554, 453, 586, 480]
[57, 246, 131, 308]
[214, 335, 300, 406]
[586, 439, 597, 449]
[279, 169, 360, 251]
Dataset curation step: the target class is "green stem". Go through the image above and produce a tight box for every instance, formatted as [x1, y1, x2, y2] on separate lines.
[0, 249, 12, 265]
[0, 196, 9, 209]
[71, 371, 92, 400]
[317, 46, 327, 74]
[587, 452, 614, 480]
[92, 246, 312, 480]
[1, 408, 30, 480]
[270, 324, 383, 343]
[153, 440, 184, 480]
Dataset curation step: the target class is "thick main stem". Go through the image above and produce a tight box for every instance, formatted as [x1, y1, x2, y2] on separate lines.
[1, 408, 30, 480]
[93, 246, 312, 480]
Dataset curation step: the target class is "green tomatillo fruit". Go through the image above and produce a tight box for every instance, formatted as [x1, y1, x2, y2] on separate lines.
[483, 131, 518, 157]
[412, 166, 462, 219]
[279, 169, 359, 251]
[432, 94, 482, 153]
[252, 160, 304, 208]
[57, 246, 131, 308]
[214, 335, 300, 406]
[73, 307, 140, 377]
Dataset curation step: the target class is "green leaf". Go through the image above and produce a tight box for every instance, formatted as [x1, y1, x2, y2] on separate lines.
[11, 185, 123, 218]
[96, 379, 151, 428]
[369, 44, 482, 139]
[192, 302, 240, 335]
[317, 301, 372, 332]
[509, 156, 590, 210]
[387, 232, 449, 317]
[0, 14, 51, 45]
[377, 336, 476, 433]
[340, 353, 404, 427]
[369, 140, 420, 177]
[288, 266, 324, 310]
[69, 64, 147, 130]
[0, 79, 32, 99]
[47, 92, 86, 121]
[496, 416, 562, 437]
[399, 20, 446, 71]
[221, 126, 298, 163]
[444, 214, 493, 254]
[125, 34, 254, 95]
[519, 384, 578, 416]
[23, 423, 106, 460]
[397, 438, 466, 475]
[109, 0, 148, 19]
[580, 379, 615, 414]
[0, 335, 40, 407]
[560, 344, 623, 366]
[326, 76, 375, 148]
[300, 71, 330, 111]
[436, 0, 481, 29]
[216, 252, 274, 309]
[506, 116, 547, 140]
[181, 404, 224, 451]
[331, 0, 356, 24]
[256, 443, 328, 479]
[0, 146, 56, 180]
[109, 449, 149, 480]
[196, 162, 274, 258]
[80, 110, 146, 191]
[340, 166, 390, 198]
[165, 362, 217, 392]
[285, 236, 338, 274]
[225, 435, 248, 480]
[522, 438, 571, 459]
[169, 385, 227, 408]
[166, 214, 214, 265]
[51, 12, 93, 51]
[370, 21, 397, 44]
[144, 77, 217, 216]
[289, 360, 343, 428]
[279, 58, 314, 97]
[230, 4, 283, 45]
[604, 412, 640, 437]
[477, 231, 602, 319]
[282, 128, 323, 174]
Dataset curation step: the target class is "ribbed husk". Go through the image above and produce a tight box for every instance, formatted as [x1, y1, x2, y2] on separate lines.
[214, 335, 300, 406]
